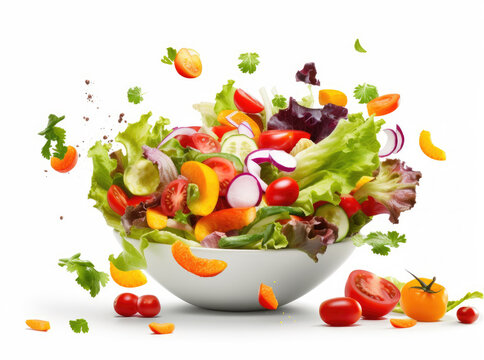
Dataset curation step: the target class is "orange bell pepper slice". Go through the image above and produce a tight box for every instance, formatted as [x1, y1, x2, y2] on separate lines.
[367, 94, 400, 116]
[217, 110, 261, 142]
[258, 283, 278, 310]
[171, 240, 227, 277]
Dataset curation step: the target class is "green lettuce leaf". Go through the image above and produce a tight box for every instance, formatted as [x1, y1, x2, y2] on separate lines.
[447, 291, 483, 312]
[193, 103, 220, 127]
[146, 116, 171, 147]
[288, 113, 383, 214]
[219, 223, 288, 250]
[115, 112, 153, 166]
[108, 236, 149, 271]
[384, 277, 406, 313]
[214, 80, 237, 114]
[139, 229, 200, 247]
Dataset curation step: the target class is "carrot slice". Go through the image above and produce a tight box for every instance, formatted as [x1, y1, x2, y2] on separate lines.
[258, 283, 278, 310]
[390, 318, 417, 328]
[110, 262, 147, 288]
[318, 89, 347, 107]
[51, 145, 78, 173]
[26, 319, 50, 331]
[367, 94, 400, 116]
[419, 130, 446, 161]
[149, 322, 175, 334]
[171, 240, 227, 277]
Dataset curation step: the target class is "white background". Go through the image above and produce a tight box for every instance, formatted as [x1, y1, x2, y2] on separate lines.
[1, 0, 483, 358]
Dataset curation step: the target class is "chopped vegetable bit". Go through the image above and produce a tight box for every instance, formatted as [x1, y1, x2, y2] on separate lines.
[26, 320, 50, 332]
[149, 322, 175, 334]
[390, 318, 417, 328]
[353, 83, 379, 104]
[238, 52, 260, 74]
[110, 261, 147, 288]
[351, 231, 406, 256]
[295, 62, 320, 86]
[161, 47, 177, 65]
[447, 291, 483, 312]
[127, 86, 144, 104]
[171, 240, 227, 277]
[69, 319, 89, 333]
[272, 94, 287, 109]
[419, 130, 446, 161]
[354, 39, 367, 53]
[39, 114, 68, 159]
[58, 253, 109, 297]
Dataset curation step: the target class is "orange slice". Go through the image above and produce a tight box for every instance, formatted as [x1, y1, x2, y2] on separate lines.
[419, 130, 446, 161]
[26, 320, 50, 331]
[149, 322, 175, 334]
[110, 262, 147, 288]
[171, 240, 227, 277]
[390, 318, 417, 328]
[258, 283, 278, 310]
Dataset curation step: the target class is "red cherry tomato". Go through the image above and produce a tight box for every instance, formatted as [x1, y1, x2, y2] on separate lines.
[319, 297, 362, 326]
[114, 293, 138, 317]
[258, 130, 311, 153]
[137, 295, 161, 317]
[107, 185, 129, 216]
[345, 270, 401, 318]
[265, 177, 299, 206]
[234, 89, 264, 113]
[175, 134, 196, 148]
[161, 179, 189, 217]
[457, 307, 479, 324]
[202, 157, 237, 196]
[278, 215, 303, 225]
[174, 48, 202, 78]
[212, 125, 236, 140]
[338, 194, 362, 218]
[360, 196, 389, 217]
[191, 133, 221, 153]
[127, 194, 156, 207]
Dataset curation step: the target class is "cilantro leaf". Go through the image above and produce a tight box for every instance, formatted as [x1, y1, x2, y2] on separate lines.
[174, 210, 191, 225]
[38, 114, 68, 159]
[353, 83, 379, 104]
[58, 253, 109, 297]
[127, 87, 144, 104]
[238, 52, 260, 74]
[447, 291, 483, 312]
[69, 319, 89, 333]
[352, 231, 406, 255]
[354, 39, 367, 53]
[272, 95, 287, 109]
[161, 47, 177, 65]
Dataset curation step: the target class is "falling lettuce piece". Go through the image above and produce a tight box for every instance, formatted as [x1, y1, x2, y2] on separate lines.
[354, 39, 367, 53]
[214, 80, 237, 114]
[109, 237, 149, 271]
[351, 231, 406, 256]
[353, 159, 422, 224]
[295, 62, 320, 86]
[193, 102, 220, 127]
[447, 291, 483, 312]
[268, 98, 347, 143]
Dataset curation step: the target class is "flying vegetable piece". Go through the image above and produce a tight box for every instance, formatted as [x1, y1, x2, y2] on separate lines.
[419, 130, 446, 161]
[295, 62, 320, 86]
[259, 283, 278, 310]
[171, 240, 227, 277]
[238, 52, 260, 74]
[39, 114, 69, 160]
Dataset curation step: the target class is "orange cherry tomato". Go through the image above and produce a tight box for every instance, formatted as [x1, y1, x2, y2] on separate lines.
[174, 48, 202, 78]
[50, 145, 78, 173]
[367, 94, 400, 116]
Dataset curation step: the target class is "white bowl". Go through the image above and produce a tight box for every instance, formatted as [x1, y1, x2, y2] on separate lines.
[115, 232, 354, 311]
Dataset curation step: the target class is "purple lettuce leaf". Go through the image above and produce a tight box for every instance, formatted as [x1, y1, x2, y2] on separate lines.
[200, 231, 226, 248]
[121, 194, 161, 234]
[295, 62, 320, 86]
[142, 145, 178, 189]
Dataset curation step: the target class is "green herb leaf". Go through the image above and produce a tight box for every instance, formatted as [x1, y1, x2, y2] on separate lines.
[299, 85, 314, 108]
[447, 291, 483, 312]
[238, 52, 260, 74]
[161, 47, 177, 64]
[58, 254, 109, 297]
[127, 87, 144, 104]
[353, 83, 379, 104]
[108, 237, 149, 271]
[352, 231, 406, 255]
[174, 210, 191, 225]
[272, 95, 287, 109]
[187, 183, 200, 207]
[38, 114, 68, 159]
[354, 39, 367, 53]
[69, 319, 89, 333]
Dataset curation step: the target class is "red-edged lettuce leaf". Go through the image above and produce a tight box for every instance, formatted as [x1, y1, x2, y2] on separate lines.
[121, 194, 161, 234]
[281, 217, 338, 262]
[353, 159, 422, 224]
[200, 231, 226, 248]
[295, 62, 320, 86]
[267, 98, 348, 143]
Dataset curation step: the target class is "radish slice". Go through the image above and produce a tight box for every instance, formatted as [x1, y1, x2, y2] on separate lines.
[226, 173, 263, 208]
[378, 129, 398, 157]
[269, 150, 297, 172]
[238, 121, 254, 138]
[245, 149, 273, 166]
[395, 124, 405, 153]
[246, 160, 268, 191]
[158, 127, 197, 148]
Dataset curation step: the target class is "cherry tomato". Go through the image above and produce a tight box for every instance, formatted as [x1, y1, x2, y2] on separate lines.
[114, 293, 138, 317]
[50, 145, 78, 173]
[174, 48, 202, 78]
[367, 94, 400, 116]
[137, 295, 161, 317]
[212, 125, 236, 140]
[234, 89, 264, 113]
[161, 179, 189, 217]
[107, 185, 129, 216]
[457, 307, 479, 324]
[265, 177, 299, 206]
[175, 134, 195, 148]
[360, 196, 389, 217]
[319, 297, 362, 326]
[258, 130, 311, 153]
[345, 270, 401, 318]
[278, 215, 303, 225]
[202, 157, 237, 196]
[191, 133, 221, 154]
[338, 194, 362, 218]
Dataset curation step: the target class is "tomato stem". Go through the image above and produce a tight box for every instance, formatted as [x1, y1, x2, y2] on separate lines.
[406, 270, 442, 294]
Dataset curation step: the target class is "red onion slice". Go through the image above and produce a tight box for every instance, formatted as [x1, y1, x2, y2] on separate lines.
[395, 124, 405, 153]
[246, 159, 268, 191]
[238, 121, 254, 138]
[157, 127, 197, 148]
[269, 150, 297, 172]
[224, 111, 239, 127]
[226, 173, 263, 208]
[378, 129, 398, 157]
[245, 149, 273, 166]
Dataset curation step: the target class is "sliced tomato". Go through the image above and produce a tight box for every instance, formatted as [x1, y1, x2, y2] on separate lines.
[367, 94, 400, 116]
[345, 270, 401, 319]
[202, 157, 237, 196]
[174, 48, 202, 78]
[338, 194, 362, 218]
[234, 89, 264, 113]
[212, 125, 236, 140]
[175, 134, 195, 148]
[107, 185, 129, 216]
[191, 133, 221, 153]
[360, 196, 389, 217]
[161, 179, 189, 217]
[258, 130, 311, 153]
[127, 194, 156, 207]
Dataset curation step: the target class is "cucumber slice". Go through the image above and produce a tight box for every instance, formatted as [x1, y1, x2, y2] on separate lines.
[220, 129, 238, 144]
[221, 134, 258, 163]
[315, 204, 349, 242]
[124, 159, 160, 196]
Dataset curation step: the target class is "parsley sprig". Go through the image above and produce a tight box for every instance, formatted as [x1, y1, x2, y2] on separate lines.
[58, 253, 109, 297]
[127, 87, 144, 104]
[272, 95, 287, 109]
[69, 319, 89, 333]
[352, 231, 406, 255]
[161, 47, 177, 65]
[238, 52, 260, 74]
[353, 83, 379, 104]
[39, 114, 68, 159]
